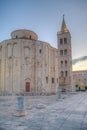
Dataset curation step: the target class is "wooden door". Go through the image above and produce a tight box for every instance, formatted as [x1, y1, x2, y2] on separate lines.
[26, 82, 30, 92]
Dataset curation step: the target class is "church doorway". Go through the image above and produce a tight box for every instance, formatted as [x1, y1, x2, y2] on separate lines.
[26, 82, 30, 92]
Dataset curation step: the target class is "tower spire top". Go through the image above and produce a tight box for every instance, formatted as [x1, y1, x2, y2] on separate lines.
[61, 15, 69, 32]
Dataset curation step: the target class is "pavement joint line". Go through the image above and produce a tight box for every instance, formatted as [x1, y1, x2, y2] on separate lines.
[0, 92, 87, 129]
[57, 100, 83, 129]
[58, 94, 87, 130]
[80, 110, 87, 130]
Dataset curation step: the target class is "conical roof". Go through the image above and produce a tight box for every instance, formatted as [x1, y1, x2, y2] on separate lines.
[61, 15, 69, 32]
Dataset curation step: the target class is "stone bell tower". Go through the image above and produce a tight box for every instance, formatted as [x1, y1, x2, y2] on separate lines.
[57, 15, 73, 92]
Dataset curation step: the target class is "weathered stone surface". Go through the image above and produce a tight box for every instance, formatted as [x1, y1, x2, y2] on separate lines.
[57, 17, 74, 92]
[0, 30, 58, 95]
[0, 92, 87, 130]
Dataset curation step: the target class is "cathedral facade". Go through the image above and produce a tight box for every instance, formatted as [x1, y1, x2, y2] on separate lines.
[0, 16, 74, 95]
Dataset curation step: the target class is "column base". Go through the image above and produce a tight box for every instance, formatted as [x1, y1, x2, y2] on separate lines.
[15, 111, 27, 117]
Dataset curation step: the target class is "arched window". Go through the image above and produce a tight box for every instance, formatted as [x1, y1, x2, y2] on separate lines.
[64, 49, 67, 55]
[64, 38, 67, 44]
[65, 60, 67, 66]
[30, 35, 31, 39]
[61, 61, 63, 66]
[65, 71, 68, 76]
[39, 49, 42, 54]
[61, 71, 64, 77]
[60, 39, 63, 45]
[46, 77, 48, 83]
[60, 50, 63, 55]
[52, 78, 54, 83]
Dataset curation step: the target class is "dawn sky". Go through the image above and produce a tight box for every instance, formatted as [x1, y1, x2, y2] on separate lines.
[0, 0, 87, 59]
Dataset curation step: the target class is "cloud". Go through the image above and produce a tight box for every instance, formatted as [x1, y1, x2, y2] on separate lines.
[72, 56, 87, 65]
[72, 56, 87, 71]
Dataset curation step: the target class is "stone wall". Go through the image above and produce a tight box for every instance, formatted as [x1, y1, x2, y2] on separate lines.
[0, 31, 58, 95]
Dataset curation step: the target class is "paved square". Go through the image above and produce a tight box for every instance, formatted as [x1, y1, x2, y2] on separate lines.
[0, 92, 87, 130]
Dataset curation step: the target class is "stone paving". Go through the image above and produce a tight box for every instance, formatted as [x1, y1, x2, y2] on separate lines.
[0, 92, 87, 130]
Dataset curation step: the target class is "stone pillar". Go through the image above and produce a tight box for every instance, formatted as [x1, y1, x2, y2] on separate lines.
[16, 96, 27, 117]
[57, 86, 62, 99]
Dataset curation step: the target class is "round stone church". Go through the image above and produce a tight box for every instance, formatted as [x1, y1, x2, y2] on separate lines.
[0, 29, 58, 95]
[0, 16, 74, 95]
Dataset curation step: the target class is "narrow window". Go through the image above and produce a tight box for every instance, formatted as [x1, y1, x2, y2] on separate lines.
[60, 50, 63, 55]
[60, 39, 63, 45]
[65, 60, 67, 66]
[30, 35, 31, 39]
[64, 38, 67, 44]
[52, 78, 54, 83]
[65, 71, 68, 76]
[61, 61, 63, 66]
[61, 71, 64, 77]
[39, 49, 42, 53]
[64, 49, 67, 55]
[46, 77, 48, 83]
